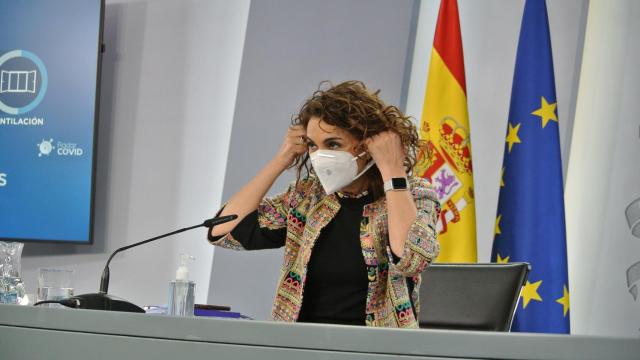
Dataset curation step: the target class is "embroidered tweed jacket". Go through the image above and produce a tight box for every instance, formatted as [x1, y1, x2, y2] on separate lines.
[208, 175, 440, 328]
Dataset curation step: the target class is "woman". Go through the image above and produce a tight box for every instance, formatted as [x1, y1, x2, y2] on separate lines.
[209, 80, 440, 328]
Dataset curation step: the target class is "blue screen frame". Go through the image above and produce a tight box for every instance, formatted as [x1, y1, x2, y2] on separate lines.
[0, 0, 105, 244]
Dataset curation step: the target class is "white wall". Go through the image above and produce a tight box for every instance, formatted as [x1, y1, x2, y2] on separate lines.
[405, 0, 587, 262]
[21, 0, 249, 307]
[565, 0, 640, 337]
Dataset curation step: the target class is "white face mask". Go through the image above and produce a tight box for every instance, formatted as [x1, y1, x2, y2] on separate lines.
[309, 149, 375, 195]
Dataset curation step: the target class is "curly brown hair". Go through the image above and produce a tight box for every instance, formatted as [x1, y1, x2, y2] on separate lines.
[290, 80, 427, 199]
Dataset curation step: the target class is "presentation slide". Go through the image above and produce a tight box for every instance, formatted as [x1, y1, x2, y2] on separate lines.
[0, 0, 103, 243]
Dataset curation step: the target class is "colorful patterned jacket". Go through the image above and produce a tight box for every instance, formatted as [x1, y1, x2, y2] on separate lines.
[208, 175, 440, 328]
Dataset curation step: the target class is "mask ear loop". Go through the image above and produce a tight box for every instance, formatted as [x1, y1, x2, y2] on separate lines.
[352, 152, 375, 181]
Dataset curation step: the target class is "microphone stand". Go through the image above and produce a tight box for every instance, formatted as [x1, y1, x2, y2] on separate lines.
[59, 215, 237, 312]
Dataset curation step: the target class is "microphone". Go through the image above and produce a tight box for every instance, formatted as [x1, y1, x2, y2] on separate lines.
[203, 214, 238, 228]
[55, 214, 237, 313]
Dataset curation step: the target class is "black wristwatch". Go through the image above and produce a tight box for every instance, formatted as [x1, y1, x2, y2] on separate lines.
[383, 177, 408, 192]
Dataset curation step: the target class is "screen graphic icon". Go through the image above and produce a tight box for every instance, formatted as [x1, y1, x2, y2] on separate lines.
[0, 50, 48, 115]
[37, 138, 54, 157]
[0, 70, 37, 94]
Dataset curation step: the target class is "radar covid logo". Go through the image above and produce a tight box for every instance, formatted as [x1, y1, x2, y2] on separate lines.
[0, 50, 48, 115]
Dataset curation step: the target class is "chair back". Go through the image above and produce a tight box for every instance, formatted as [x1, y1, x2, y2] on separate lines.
[418, 262, 530, 331]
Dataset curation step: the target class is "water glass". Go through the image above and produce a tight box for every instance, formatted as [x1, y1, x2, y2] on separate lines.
[37, 268, 74, 308]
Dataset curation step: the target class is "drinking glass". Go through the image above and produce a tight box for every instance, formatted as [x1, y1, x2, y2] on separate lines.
[37, 268, 74, 308]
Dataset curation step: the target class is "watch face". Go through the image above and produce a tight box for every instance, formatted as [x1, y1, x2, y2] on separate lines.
[391, 177, 408, 189]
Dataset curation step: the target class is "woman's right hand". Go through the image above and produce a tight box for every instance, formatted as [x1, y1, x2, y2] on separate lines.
[274, 125, 308, 170]
[212, 125, 307, 237]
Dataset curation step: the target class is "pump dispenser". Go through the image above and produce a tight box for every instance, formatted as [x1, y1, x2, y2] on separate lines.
[168, 254, 195, 316]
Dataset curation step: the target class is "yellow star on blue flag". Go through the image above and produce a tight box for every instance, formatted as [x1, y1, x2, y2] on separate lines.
[491, 0, 570, 334]
[531, 96, 558, 128]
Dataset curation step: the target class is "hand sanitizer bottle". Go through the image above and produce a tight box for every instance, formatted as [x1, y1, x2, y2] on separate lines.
[167, 254, 195, 317]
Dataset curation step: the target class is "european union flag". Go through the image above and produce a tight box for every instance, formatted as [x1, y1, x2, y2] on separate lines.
[491, 0, 570, 333]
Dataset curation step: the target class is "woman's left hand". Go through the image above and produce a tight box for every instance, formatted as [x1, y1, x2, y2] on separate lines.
[364, 131, 407, 180]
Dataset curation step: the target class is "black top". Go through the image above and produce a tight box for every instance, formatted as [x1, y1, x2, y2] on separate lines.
[297, 193, 373, 326]
[209, 193, 373, 326]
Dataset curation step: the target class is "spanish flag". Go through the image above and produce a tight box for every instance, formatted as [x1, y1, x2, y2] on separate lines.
[416, 0, 477, 262]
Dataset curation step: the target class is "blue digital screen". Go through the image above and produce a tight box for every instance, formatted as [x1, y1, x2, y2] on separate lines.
[0, 0, 103, 243]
